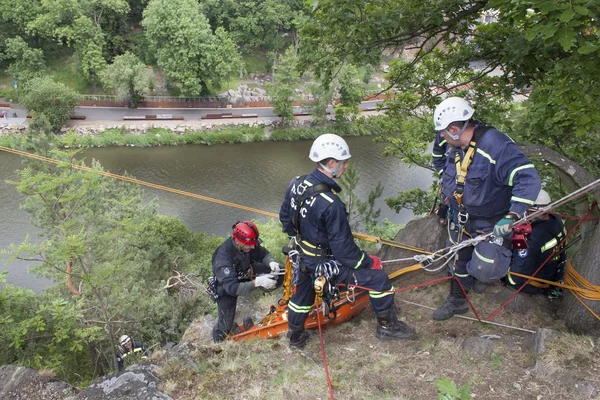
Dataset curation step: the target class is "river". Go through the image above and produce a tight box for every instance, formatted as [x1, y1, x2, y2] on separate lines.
[0, 136, 433, 290]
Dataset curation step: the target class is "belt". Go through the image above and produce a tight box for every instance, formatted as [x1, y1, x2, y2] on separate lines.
[294, 236, 331, 258]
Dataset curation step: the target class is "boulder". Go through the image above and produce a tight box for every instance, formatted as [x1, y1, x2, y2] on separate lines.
[0, 365, 77, 400]
[65, 364, 171, 400]
[380, 214, 447, 273]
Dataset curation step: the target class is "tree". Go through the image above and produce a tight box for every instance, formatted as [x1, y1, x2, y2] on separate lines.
[334, 64, 364, 121]
[1, 37, 46, 85]
[101, 51, 153, 108]
[27, 0, 129, 82]
[199, 0, 304, 53]
[306, 81, 333, 125]
[143, 0, 233, 94]
[299, 0, 600, 332]
[21, 76, 79, 131]
[266, 47, 299, 125]
[211, 27, 244, 90]
[3, 134, 215, 378]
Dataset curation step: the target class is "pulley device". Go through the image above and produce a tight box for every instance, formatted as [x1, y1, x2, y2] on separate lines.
[314, 260, 340, 318]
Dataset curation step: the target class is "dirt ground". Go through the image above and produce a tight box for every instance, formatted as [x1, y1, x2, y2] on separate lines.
[156, 275, 600, 400]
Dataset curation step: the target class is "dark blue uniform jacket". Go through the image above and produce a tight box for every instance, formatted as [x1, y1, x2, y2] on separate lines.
[212, 237, 274, 297]
[279, 168, 372, 270]
[509, 214, 566, 284]
[441, 125, 540, 218]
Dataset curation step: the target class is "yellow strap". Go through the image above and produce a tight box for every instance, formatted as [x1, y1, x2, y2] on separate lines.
[453, 141, 477, 204]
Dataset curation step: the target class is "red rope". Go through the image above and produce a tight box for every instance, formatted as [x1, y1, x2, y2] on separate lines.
[486, 204, 597, 321]
[351, 276, 483, 321]
[547, 212, 599, 221]
[315, 301, 335, 400]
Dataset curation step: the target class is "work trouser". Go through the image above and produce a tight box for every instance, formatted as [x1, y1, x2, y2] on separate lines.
[213, 294, 238, 342]
[287, 261, 395, 332]
[507, 256, 564, 294]
[447, 211, 509, 289]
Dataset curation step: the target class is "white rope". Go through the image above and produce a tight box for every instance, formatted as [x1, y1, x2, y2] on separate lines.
[398, 299, 536, 333]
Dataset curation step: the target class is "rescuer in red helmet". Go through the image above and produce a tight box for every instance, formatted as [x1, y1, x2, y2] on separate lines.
[211, 220, 283, 342]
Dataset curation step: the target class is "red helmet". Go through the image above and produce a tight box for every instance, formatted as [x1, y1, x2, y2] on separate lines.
[232, 220, 261, 246]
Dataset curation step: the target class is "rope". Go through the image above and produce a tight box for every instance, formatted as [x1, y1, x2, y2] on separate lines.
[314, 298, 335, 400]
[486, 203, 598, 321]
[0, 145, 279, 218]
[3, 145, 600, 322]
[397, 299, 536, 333]
[352, 232, 431, 254]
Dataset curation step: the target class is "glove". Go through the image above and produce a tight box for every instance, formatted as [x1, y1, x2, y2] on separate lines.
[269, 261, 281, 273]
[493, 213, 519, 238]
[369, 255, 382, 270]
[254, 274, 277, 290]
[437, 203, 449, 224]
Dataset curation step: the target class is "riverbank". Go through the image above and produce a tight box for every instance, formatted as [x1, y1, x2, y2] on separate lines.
[0, 112, 384, 148]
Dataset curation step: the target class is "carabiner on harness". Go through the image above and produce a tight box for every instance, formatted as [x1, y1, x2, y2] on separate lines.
[315, 260, 339, 280]
[345, 272, 358, 303]
[457, 209, 469, 225]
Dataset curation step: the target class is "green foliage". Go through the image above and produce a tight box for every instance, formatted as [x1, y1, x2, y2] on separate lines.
[1, 129, 221, 379]
[46, 51, 92, 94]
[200, 0, 303, 53]
[334, 64, 364, 121]
[1, 36, 46, 84]
[338, 165, 402, 240]
[299, 0, 600, 210]
[305, 82, 334, 126]
[266, 47, 300, 125]
[142, 0, 241, 95]
[101, 52, 154, 108]
[211, 27, 244, 91]
[21, 76, 79, 131]
[386, 186, 436, 216]
[253, 218, 289, 265]
[0, 284, 101, 381]
[436, 378, 472, 400]
[339, 166, 380, 231]
[0, 120, 378, 149]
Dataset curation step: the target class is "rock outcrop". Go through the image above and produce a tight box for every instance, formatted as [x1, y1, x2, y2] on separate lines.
[65, 364, 171, 400]
[0, 365, 76, 400]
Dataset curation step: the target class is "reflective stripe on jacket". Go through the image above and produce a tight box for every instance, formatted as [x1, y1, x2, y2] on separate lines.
[508, 214, 566, 284]
[279, 168, 371, 270]
[441, 125, 540, 218]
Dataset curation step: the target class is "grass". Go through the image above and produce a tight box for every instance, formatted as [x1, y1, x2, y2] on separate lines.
[0, 118, 379, 149]
[243, 52, 269, 74]
[45, 53, 93, 95]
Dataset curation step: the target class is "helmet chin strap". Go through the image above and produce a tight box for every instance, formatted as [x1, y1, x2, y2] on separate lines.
[319, 160, 344, 179]
[445, 120, 469, 140]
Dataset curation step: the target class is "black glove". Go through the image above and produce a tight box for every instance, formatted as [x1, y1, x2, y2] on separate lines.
[437, 203, 449, 220]
[251, 262, 270, 275]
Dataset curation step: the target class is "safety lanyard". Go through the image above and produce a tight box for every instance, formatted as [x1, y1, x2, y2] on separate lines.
[453, 140, 477, 206]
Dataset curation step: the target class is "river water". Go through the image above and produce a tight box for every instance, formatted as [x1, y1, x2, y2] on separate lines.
[0, 136, 433, 290]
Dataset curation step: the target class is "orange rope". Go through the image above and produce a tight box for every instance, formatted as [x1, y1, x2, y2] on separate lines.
[0, 145, 279, 218]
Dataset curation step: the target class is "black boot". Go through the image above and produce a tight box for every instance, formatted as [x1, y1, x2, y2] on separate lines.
[472, 279, 488, 294]
[243, 317, 254, 331]
[287, 322, 310, 349]
[433, 279, 469, 321]
[375, 305, 417, 340]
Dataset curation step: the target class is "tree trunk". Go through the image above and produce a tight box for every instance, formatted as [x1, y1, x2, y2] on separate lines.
[87, 341, 105, 377]
[558, 220, 600, 334]
[522, 144, 600, 334]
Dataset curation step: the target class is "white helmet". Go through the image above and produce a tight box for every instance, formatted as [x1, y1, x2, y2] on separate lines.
[433, 97, 475, 130]
[119, 335, 131, 346]
[309, 134, 351, 162]
[534, 189, 551, 206]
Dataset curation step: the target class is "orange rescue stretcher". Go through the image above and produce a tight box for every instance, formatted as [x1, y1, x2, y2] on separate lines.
[228, 257, 371, 341]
